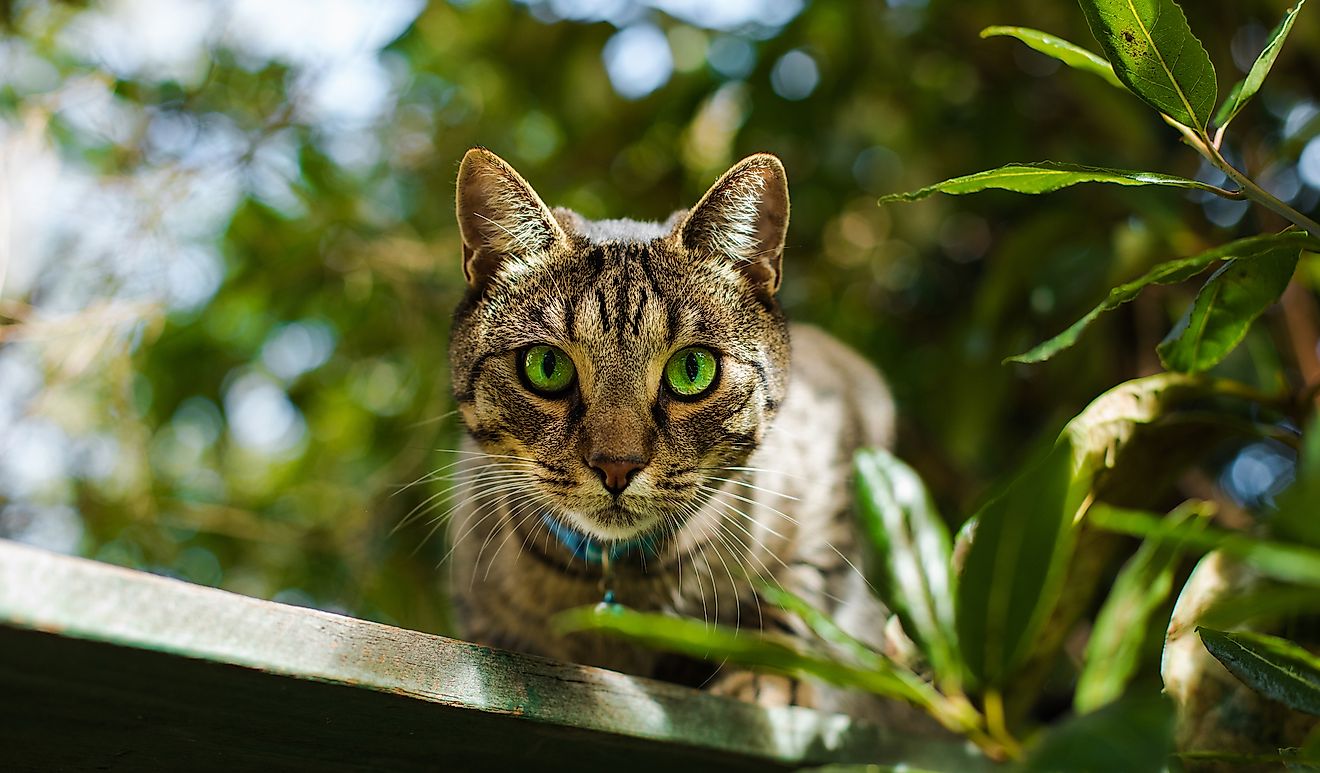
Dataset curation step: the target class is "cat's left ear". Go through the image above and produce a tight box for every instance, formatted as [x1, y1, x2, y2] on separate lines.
[676, 154, 789, 294]
[455, 148, 569, 288]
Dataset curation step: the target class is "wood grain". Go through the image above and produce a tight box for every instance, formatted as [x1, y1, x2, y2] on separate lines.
[0, 538, 982, 771]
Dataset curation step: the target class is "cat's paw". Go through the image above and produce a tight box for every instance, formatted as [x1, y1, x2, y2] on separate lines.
[708, 670, 815, 708]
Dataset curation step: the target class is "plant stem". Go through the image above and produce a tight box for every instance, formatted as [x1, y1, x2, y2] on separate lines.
[1168, 119, 1320, 239]
[1215, 155, 1320, 239]
[983, 689, 1023, 759]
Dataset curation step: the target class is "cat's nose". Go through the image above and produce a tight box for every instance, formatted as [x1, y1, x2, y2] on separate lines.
[587, 455, 646, 495]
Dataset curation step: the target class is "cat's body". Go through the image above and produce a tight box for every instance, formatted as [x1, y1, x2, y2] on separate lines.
[446, 149, 906, 716]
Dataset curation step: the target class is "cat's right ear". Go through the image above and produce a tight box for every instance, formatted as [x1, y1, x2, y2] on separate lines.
[676, 153, 789, 295]
[455, 148, 568, 287]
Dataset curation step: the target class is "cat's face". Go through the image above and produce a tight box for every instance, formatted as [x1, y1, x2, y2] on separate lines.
[449, 149, 790, 541]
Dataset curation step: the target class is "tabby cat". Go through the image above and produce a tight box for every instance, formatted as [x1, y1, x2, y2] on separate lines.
[447, 147, 905, 715]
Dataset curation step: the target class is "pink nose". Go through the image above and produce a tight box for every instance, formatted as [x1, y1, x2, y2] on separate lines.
[588, 455, 646, 495]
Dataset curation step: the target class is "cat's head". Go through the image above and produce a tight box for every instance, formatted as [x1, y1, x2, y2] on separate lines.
[449, 148, 790, 542]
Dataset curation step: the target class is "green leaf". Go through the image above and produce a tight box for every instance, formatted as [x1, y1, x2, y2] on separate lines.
[1198, 628, 1320, 716]
[553, 604, 935, 706]
[1090, 505, 1320, 587]
[757, 584, 900, 677]
[955, 436, 1081, 687]
[1075, 501, 1210, 713]
[1077, 0, 1217, 132]
[878, 161, 1231, 203]
[1274, 417, 1320, 549]
[1009, 231, 1318, 364]
[1156, 247, 1299, 373]
[1214, 0, 1307, 132]
[1062, 372, 1201, 486]
[979, 26, 1123, 89]
[1021, 692, 1175, 772]
[854, 448, 960, 687]
[1058, 373, 1290, 512]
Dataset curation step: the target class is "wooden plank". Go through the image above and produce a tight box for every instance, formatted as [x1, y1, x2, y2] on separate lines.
[0, 539, 983, 771]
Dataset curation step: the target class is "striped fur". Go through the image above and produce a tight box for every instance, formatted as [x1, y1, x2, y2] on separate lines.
[446, 149, 913, 719]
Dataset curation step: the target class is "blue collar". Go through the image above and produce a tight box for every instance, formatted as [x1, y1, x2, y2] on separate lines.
[540, 513, 659, 565]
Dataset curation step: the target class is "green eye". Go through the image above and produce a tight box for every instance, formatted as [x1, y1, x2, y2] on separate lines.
[522, 344, 575, 395]
[664, 346, 718, 398]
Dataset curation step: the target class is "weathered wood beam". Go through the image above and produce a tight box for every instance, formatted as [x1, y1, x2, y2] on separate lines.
[0, 539, 982, 771]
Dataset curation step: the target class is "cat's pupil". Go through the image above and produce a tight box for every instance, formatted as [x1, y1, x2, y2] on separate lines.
[541, 351, 556, 379]
[685, 352, 699, 382]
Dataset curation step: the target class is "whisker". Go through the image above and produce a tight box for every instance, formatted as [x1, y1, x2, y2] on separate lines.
[434, 479, 537, 565]
[479, 492, 546, 583]
[407, 408, 460, 429]
[703, 464, 807, 481]
[701, 475, 799, 501]
[697, 484, 797, 537]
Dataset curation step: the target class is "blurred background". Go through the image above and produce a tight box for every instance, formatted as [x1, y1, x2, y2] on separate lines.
[1, 0, 1316, 634]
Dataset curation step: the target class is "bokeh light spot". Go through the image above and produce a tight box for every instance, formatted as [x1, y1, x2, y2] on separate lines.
[603, 24, 674, 99]
[770, 49, 819, 101]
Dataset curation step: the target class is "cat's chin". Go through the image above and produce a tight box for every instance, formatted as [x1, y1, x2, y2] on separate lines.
[563, 505, 658, 542]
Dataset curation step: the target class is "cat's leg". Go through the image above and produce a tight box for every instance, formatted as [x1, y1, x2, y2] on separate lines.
[707, 668, 817, 708]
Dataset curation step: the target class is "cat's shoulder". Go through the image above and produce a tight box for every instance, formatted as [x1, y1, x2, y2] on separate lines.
[785, 322, 894, 448]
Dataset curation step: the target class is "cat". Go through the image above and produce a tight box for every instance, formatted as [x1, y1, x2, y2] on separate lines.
[446, 147, 911, 717]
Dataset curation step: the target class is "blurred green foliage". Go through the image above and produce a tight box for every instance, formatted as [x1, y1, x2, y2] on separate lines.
[1, 0, 1318, 644]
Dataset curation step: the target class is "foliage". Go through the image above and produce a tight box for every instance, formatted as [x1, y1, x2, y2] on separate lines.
[564, 0, 1320, 767]
[1198, 627, 1320, 716]
[3, 0, 1320, 767]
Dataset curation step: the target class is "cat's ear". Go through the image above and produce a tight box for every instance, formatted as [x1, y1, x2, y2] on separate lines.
[677, 154, 789, 293]
[455, 148, 568, 287]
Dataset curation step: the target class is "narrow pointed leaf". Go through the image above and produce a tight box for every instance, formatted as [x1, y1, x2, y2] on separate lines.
[1090, 505, 1320, 587]
[879, 161, 1231, 203]
[758, 584, 888, 669]
[1009, 230, 1318, 364]
[554, 604, 934, 706]
[956, 436, 1081, 687]
[1156, 247, 1299, 373]
[855, 448, 960, 686]
[1214, 0, 1307, 131]
[1075, 501, 1210, 713]
[1023, 693, 1175, 772]
[1078, 0, 1217, 131]
[980, 26, 1123, 88]
[1198, 628, 1320, 716]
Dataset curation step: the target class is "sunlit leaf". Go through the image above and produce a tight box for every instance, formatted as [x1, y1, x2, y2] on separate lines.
[1075, 501, 1210, 713]
[1077, 0, 1217, 131]
[955, 436, 1080, 687]
[854, 448, 960, 687]
[1198, 628, 1320, 716]
[1214, 0, 1307, 132]
[554, 604, 935, 706]
[979, 26, 1123, 88]
[1090, 506, 1320, 586]
[1156, 247, 1299, 373]
[758, 584, 891, 671]
[1009, 231, 1318, 364]
[1022, 692, 1175, 772]
[1059, 371, 1257, 491]
[878, 161, 1231, 203]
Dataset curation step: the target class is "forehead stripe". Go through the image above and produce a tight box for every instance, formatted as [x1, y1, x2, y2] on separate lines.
[596, 288, 610, 333]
